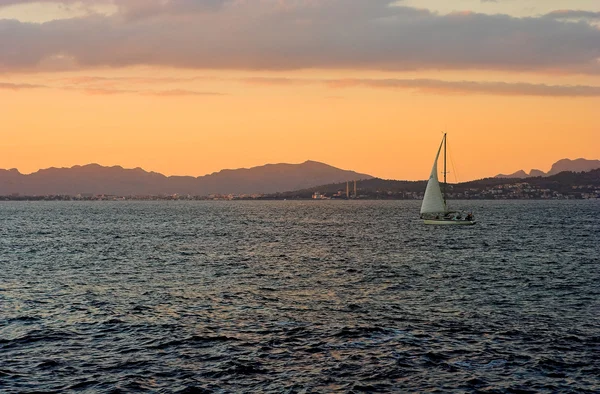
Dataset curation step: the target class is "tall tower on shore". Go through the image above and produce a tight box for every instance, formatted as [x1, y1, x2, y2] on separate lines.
[346, 181, 349, 199]
[354, 180, 357, 198]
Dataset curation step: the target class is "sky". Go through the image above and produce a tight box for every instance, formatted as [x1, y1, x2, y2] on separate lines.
[1, 0, 599, 181]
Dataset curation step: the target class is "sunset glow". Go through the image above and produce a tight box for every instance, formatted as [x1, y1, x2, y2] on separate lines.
[2, 0, 599, 181]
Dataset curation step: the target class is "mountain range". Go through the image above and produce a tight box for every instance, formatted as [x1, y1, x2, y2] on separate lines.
[495, 158, 600, 179]
[2, 157, 598, 197]
[0, 161, 372, 196]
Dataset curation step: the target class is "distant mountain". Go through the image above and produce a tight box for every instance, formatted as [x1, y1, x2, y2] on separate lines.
[547, 158, 600, 176]
[496, 170, 529, 179]
[495, 158, 600, 179]
[529, 169, 545, 177]
[0, 161, 373, 196]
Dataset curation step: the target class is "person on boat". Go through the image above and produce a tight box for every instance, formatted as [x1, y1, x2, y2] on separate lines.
[466, 213, 473, 221]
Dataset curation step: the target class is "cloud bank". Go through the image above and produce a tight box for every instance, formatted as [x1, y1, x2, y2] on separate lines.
[545, 10, 600, 20]
[1, 0, 599, 74]
[321, 78, 600, 97]
[0, 82, 45, 90]
[43, 75, 600, 97]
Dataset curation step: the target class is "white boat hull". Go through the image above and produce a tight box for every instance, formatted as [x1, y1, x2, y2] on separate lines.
[423, 219, 476, 226]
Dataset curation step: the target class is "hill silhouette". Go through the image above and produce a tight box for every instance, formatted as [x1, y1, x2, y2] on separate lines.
[496, 158, 600, 178]
[269, 169, 600, 199]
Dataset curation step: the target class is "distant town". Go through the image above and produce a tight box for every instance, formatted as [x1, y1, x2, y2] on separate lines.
[306, 181, 600, 201]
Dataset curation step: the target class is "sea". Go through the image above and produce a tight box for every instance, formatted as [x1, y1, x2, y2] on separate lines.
[1, 200, 599, 393]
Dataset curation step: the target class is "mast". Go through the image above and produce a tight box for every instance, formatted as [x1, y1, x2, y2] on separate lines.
[443, 133, 447, 207]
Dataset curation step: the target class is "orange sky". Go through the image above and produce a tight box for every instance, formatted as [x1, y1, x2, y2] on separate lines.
[1, 1, 599, 181]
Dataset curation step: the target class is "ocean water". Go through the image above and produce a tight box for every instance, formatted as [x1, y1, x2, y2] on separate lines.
[1, 200, 599, 393]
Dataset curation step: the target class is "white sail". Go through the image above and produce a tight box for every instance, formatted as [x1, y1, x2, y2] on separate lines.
[420, 137, 447, 215]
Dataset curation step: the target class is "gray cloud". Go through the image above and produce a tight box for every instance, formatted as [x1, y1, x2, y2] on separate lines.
[0, 0, 226, 17]
[545, 10, 600, 20]
[1, 0, 600, 74]
[0, 0, 75, 5]
[115, 0, 228, 20]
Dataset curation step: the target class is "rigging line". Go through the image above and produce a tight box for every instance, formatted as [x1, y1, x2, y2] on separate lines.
[439, 130, 447, 180]
[447, 139, 460, 184]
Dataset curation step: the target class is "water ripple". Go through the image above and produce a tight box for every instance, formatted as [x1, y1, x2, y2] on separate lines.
[1, 200, 599, 392]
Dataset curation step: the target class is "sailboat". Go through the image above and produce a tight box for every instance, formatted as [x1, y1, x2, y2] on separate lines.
[420, 133, 476, 225]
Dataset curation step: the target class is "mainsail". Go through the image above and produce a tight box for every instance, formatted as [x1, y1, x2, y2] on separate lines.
[420, 137, 447, 215]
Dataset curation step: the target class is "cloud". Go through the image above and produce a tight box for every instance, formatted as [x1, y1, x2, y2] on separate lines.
[56, 75, 225, 95]
[321, 78, 600, 97]
[113, 0, 228, 20]
[39, 74, 600, 97]
[78, 87, 223, 96]
[58, 75, 202, 85]
[146, 89, 225, 97]
[1, 0, 600, 74]
[0, 0, 226, 17]
[238, 76, 600, 97]
[238, 77, 313, 86]
[0, 0, 74, 5]
[0, 77, 223, 96]
[0, 82, 45, 90]
[545, 10, 600, 20]
[79, 87, 135, 95]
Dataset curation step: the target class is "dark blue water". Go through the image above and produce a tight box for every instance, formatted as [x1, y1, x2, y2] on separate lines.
[1, 200, 599, 393]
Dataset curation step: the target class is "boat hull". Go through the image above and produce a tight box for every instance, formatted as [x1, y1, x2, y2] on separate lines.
[423, 219, 476, 225]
